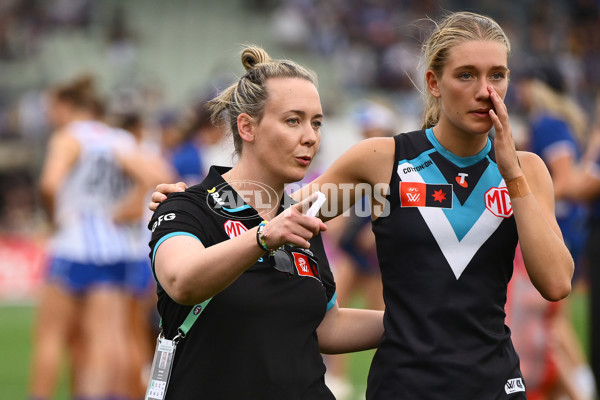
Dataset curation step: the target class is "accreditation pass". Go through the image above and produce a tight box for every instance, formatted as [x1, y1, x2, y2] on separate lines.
[145, 336, 177, 400]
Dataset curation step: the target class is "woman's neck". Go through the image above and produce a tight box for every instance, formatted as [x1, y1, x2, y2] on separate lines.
[432, 121, 489, 158]
[225, 162, 285, 221]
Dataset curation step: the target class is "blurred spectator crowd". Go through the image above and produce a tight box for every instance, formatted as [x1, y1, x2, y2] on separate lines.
[271, 0, 600, 106]
[0, 0, 599, 241]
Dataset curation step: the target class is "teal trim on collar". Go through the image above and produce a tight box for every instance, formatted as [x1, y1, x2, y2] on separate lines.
[426, 127, 491, 168]
[222, 204, 252, 213]
[326, 292, 337, 312]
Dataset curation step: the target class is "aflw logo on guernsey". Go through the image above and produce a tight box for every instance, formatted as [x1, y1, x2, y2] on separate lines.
[224, 219, 248, 238]
[485, 187, 513, 218]
[400, 182, 452, 208]
[291, 252, 320, 280]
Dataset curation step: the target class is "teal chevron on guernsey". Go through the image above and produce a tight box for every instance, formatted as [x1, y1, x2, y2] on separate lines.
[396, 130, 508, 279]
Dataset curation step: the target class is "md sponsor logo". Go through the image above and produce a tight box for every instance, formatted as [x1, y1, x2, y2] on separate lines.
[224, 219, 248, 239]
[151, 212, 176, 232]
[485, 187, 512, 218]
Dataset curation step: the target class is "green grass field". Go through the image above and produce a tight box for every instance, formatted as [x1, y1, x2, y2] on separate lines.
[0, 304, 73, 400]
[1, 304, 35, 398]
[1, 291, 589, 400]
[0, 303, 376, 400]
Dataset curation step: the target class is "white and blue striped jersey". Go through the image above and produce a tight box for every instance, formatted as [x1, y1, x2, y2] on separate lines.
[49, 120, 140, 264]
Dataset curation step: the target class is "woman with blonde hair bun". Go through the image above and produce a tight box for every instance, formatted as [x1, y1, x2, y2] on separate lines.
[148, 45, 384, 399]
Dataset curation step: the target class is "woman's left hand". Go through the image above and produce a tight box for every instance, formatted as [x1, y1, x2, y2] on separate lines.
[148, 182, 187, 212]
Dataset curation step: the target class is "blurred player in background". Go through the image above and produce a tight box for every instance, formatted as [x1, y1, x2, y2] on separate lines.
[29, 74, 171, 400]
[562, 97, 600, 398]
[107, 91, 175, 399]
[508, 61, 596, 400]
[507, 244, 596, 400]
[158, 109, 205, 186]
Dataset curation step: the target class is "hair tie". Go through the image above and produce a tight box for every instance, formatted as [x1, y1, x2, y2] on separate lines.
[243, 69, 259, 83]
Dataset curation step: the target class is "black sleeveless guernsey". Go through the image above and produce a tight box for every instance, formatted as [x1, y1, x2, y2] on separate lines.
[367, 129, 526, 399]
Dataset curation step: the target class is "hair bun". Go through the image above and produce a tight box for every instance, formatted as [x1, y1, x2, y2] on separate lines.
[241, 46, 271, 71]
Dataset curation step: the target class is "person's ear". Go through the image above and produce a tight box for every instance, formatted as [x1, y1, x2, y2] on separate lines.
[426, 70, 441, 98]
[237, 113, 256, 143]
